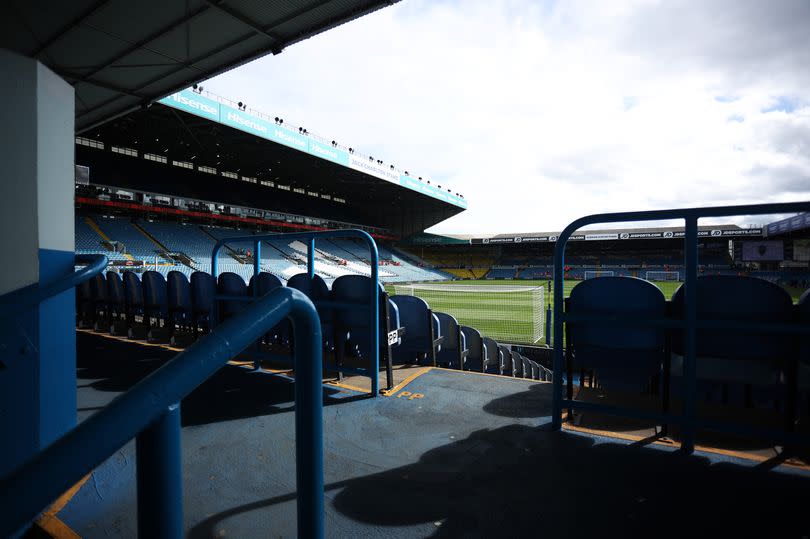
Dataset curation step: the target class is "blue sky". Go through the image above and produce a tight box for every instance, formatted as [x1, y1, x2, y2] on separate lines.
[207, 0, 810, 234]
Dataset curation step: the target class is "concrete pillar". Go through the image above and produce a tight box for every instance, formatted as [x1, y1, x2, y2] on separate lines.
[0, 49, 76, 477]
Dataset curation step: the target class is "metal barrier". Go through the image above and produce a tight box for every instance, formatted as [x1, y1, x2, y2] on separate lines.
[0, 261, 324, 538]
[0, 253, 107, 315]
[211, 229, 383, 395]
[551, 200, 810, 453]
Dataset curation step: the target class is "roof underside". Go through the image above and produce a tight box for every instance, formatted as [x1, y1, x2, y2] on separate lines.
[0, 0, 398, 132]
[80, 104, 463, 235]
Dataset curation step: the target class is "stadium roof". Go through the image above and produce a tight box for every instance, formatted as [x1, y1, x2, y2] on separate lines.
[0, 0, 399, 132]
[78, 99, 465, 236]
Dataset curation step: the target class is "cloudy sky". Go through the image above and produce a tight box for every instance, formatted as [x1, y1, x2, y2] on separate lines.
[207, 0, 810, 235]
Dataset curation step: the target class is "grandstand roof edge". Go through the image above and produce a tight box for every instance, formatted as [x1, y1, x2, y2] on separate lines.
[155, 88, 467, 210]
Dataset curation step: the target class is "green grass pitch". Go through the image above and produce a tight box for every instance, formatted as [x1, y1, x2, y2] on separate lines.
[386, 279, 685, 346]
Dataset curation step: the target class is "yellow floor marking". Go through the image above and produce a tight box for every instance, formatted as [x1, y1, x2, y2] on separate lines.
[563, 422, 809, 470]
[33, 473, 91, 538]
[381, 367, 433, 396]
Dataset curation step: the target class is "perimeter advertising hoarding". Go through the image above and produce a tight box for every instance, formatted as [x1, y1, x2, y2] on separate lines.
[471, 228, 763, 244]
[742, 240, 784, 261]
[158, 89, 467, 209]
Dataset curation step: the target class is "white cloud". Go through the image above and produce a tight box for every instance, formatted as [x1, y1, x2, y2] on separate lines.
[207, 0, 810, 234]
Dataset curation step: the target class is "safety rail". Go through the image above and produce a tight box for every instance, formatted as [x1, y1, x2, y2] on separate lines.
[211, 229, 383, 395]
[0, 253, 107, 315]
[0, 286, 324, 538]
[551, 200, 810, 454]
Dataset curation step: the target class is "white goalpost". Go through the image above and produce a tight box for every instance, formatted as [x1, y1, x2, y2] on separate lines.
[391, 283, 544, 344]
[583, 270, 614, 279]
[644, 271, 680, 281]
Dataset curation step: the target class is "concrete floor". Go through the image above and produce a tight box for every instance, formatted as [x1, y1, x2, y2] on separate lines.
[58, 332, 810, 538]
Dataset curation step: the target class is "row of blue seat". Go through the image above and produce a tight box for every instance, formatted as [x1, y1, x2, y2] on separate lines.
[566, 275, 810, 429]
[77, 270, 549, 382]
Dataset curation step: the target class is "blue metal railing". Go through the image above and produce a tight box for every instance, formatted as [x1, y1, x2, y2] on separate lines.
[0, 278, 324, 538]
[211, 229, 382, 395]
[551, 200, 810, 453]
[0, 253, 107, 315]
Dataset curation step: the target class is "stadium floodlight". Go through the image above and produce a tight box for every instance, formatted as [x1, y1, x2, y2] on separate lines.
[392, 283, 545, 344]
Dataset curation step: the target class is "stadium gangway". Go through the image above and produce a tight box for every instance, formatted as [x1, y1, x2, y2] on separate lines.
[551, 200, 810, 454]
[211, 229, 390, 395]
[0, 254, 325, 539]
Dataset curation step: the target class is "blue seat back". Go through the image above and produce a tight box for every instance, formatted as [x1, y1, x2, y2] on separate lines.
[671, 276, 793, 361]
[498, 345, 512, 375]
[482, 337, 499, 373]
[217, 272, 248, 320]
[123, 271, 143, 310]
[460, 326, 484, 372]
[249, 272, 283, 296]
[390, 295, 441, 364]
[522, 356, 532, 379]
[105, 272, 125, 311]
[90, 273, 107, 307]
[190, 271, 216, 320]
[331, 275, 394, 358]
[569, 276, 666, 351]
[286, 273, 332, 345]
[511, 351, 523, 377]
[142, 271, 168, 317]
[435, 312, 466, 368]
[167, 271, 192, 320]
[568, 276, 666, 389]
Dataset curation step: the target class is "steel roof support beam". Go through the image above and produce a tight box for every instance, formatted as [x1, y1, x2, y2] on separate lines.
[31, 0, 111, 57]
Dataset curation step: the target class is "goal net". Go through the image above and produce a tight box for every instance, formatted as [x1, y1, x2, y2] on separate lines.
[583, 270, 614, 279]
[391, 283, 544, 344]
[644, 271, 680, 281]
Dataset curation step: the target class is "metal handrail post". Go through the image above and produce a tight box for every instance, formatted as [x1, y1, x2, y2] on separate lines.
[136, 403, 183, 538]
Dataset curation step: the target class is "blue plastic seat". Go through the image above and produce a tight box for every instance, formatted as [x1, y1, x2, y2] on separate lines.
[248, 272, 285, 343]
[190, 271, 216, 333]
[671, 276, 795, 429]
[434, 312, 468, 369]
[105, 271, 126, 320]
[460, 326, 485, 372]
[122, 271, 144, 321]
[511, 351, 523, 378]
[76, 277, 94, 326]
[249, 272, 283, 297]
[390, 295, 442, 366]
[142, 271, 168, 326]
[90, 273, 108, 319]
[217, 272, 248, 321]
[331, 275, 400, 362]
[287, 273, 332, 347]
[482, 337, 500, 374]
[498, 344, 512, 376]
[528, 358, 539, 380]
[166, 271, 192, 328]
[568, 277, 667, 392]
[670, 276, 793, 385]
